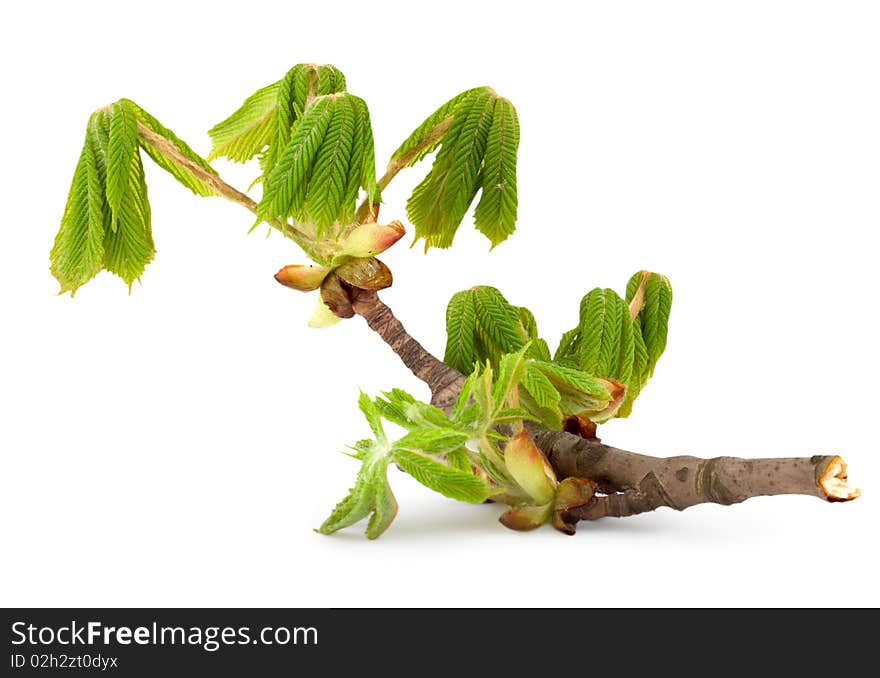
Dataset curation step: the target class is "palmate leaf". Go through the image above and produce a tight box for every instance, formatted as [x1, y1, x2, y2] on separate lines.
[261, 64, 348, 179]
[52, 98, 227, 294]
[553, 271, 673, 419]
[406, 88, 494, 249]
[404, 88, 521, 250]
[257, 93, 377, 236]
[51, 106, 155, 293]
[443, 285, 546, 373]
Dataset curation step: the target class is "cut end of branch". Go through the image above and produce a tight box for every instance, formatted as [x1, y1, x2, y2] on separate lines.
[818, 456, 861, 502]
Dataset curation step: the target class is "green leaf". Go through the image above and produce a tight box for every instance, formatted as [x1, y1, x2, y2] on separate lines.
[577, 288, 632, 384]
[626, 271, 673, 376]
[395, 428, 470, 456]
[127, 99, 220, 197]
[102, 144, 153, 288]
[105, 100, 138, 230]
[389, 87, 485, 168]
[358, 390, 386, 443]
[365, 472, 398, 540]
[443, 286, 546, 375]
[393, 449, 496, 504]
[618, 321, 649, 418]
[259, 95, 333, 220]
[374, 388, 451, 430]
[450, 371, 477, 422]
[406, 88, 506, 250]
[444, 289, 477, 373]
[530, 361, 614, 415]
[262, 64, 347, 179]
[51, 106, 156, 293]
[473, 97, 519, 247]
[491, 347, 530, 411]
[307, 95, 356, 234]
[520, 364, 561, 411]
[553, 327, 581, 366]
[50, 116, 106, 294]
[447, 448, 473, 473]
[316, 466, 375, 535]
[473, 286, 527, 357]
[207, 80, 280, 163]
[258, 93, 376, 234]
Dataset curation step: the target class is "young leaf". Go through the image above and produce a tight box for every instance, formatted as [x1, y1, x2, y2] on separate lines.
[473, 96, 519, 247]
[473, 286, 527, 356]
[392, 449, 496, 503]
[262, 64, 348, 178]
[207, 81, 280, 163]
[316, 465, 375, 535]
[491, 347, 530, 411]
[444, 289, 478, 373]
[365, 472, 398, 540]
[626, 271, 673, 376]
[577, 288, 633, 385]
[358, 390, 386, 443]
[258, 93, 376, 234]
[105, 100, 139, 230]
[395, 429, 470, 456]
[553, 327, 581, 366]
[258, 96, 333, 221]
[520, 364, 562, 410]
[374, 388, 451, 430]
[618, 321, 649, 418]
[102, 147, 154, 287]
[447, 448, 473, 473]
[51, 106, 156, 293]
[50, 116, 106, 294]
[406, 87, 520, 250]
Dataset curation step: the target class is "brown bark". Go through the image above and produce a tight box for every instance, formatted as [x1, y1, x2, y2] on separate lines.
[354, 293, 860, 527]
[351, 291, 465, 407]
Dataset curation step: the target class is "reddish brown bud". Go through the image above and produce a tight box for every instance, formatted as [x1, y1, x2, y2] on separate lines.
[274, 264, 330, 291]
[334, 257, 393, 291]
[319, 272, 354, 319]
[342, 220, 405, 257]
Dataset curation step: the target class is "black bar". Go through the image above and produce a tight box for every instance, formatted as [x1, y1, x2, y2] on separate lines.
[1, 608, 873, 675]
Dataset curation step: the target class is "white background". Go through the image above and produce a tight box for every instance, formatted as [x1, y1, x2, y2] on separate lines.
[1, 0, 877, 607]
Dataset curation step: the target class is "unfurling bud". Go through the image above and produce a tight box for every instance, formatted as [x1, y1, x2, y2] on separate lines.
[274, 264, 330, 291]
[334, 257, 393, 291]
[504, 431, 558, 505]
[341, 220, 406, 257]
[319, 272, 355, 319]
